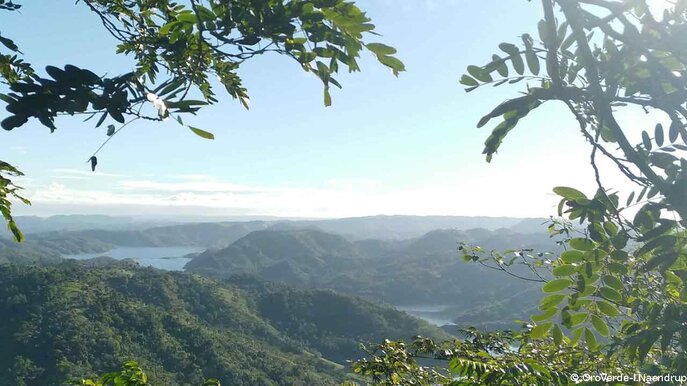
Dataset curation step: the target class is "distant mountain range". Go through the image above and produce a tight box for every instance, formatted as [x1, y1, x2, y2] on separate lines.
[2, 214, 555, 329]
[4, 214, 549, 246]
[0, 214, 559, 384]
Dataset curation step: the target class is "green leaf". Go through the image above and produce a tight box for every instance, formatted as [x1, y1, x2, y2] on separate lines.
[561, 250, 584, 263]
[323, 87, 332, 107]
[89, 156, 98, 172]
[525, 49, 540, 75]
[553, 186, 586, 200]
[365, 42, 397, 56]
[499, 43, 524, 75]
[669, 119, 680, 143]
[107, 124, 116, 137]
[591, 315, 609, 337]
[377, 55, 405, 76]
[552, 324, 563, 344]
[603, 275, 624, 290]
[553, 264, 578, 277]
[460, 75, 479, 87]
[569, 238, 595, 251]
[530, 321, 553, 339]
[655, 123, 664, 147]
[189, 127, 215, 140]
[596, 300, 620, 317]
[532, 307, 557, 322]
[467, 65, 492, 83]
[8, 220, 24, 242]
[487, 54, 509, 77]
[477, 95, 539, 128]
[600, 286, 621, 301]
[584, 327, 599, 350]
[0, 34, 19, 52]
[543, 279, 572, 293]
[539, 294, 566, 310]
[569, 312, 588, 326]
[642, 131, 652, 150]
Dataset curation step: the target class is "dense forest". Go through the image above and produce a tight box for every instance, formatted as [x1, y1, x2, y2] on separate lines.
[0, 260, 445, 385]
[2, 216, 556, 331]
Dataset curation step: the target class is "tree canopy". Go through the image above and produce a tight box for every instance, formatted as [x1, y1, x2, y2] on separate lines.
[0, 0, 404, 241]
[355, 0, 687, 384]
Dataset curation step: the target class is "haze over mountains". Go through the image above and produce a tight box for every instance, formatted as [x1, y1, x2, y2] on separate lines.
[2, 214, 556, 331]
[0, 213, 561, 383]
[3, 214, 549, 243]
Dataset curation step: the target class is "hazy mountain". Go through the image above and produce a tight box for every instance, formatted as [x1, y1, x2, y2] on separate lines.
[5, 215, 164, 235]
[185, 229, 366, 284]
[0, 233, 113, 266]
[53, 221, 273, 249]
[29, 215, 549, 252]
[185, 227, 559, 328]
[285, 215, 541, 240]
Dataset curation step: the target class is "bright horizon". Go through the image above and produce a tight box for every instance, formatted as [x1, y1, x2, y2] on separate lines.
[3, 0, 649, 219]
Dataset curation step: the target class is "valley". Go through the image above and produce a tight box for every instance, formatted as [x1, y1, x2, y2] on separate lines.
[0, 214, 557, 384]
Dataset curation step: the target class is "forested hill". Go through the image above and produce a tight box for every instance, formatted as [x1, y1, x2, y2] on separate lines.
[185, 228, 555, 329]
[0, 262, 445, 386]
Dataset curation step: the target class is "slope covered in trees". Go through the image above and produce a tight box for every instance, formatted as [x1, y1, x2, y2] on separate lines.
[185, 228, 556, 328]
[0, 261, 445, 385]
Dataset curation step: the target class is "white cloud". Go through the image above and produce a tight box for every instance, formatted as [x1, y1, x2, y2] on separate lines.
[52, 168, 124, 178]
[118, 179, 255, 193]
[23, 177, 563, 218]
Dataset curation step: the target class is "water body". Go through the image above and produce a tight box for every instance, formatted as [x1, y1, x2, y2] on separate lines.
[395, 304, 457, 327]
[64, 246, 204, 271]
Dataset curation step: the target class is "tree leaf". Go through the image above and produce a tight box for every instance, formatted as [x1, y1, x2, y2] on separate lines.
[530, 321, 553, 339]
[600, 286, 622, 302]
[553, 186, 586, 200]
[365, 42, 396, 56]
[460, 75, 479, 87]
[561, 250, 584, 263]
[591, 315, 609, 337]
[467, 65, 492, 83]
[189, 127, 215, 140]
[569, 238, 595, 251]
[532, 307, 557, 322]
[596, 300, 620, 317]
[655, 123, 664, 147]
[553, 264, 578, 277]
[543, 279, 572, 293]
[539, 294, 566, 310]
[584, 327, 599, 350]
[499, 43, 524, 75]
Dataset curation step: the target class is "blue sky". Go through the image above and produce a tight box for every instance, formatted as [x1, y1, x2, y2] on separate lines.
[2, 0, 646, 218]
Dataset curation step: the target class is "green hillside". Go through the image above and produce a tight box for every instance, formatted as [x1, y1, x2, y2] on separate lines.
[0, 262, 445, 385]
[185, 228, 556, 328]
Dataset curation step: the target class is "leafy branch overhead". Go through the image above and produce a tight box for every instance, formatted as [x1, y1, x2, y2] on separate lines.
[459, 0, 687, 221]
[0, 0, 404, 240]
[457, 0, 687, 381]
[0, 160, 29, 242]
[1, 0, 404, 137]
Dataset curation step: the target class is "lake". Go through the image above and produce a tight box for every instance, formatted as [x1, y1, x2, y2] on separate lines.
[64, 246, 205, 271]
[395, 304, 457, 327]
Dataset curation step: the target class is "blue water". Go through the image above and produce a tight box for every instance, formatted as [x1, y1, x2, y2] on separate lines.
[64, 246, 204, 271]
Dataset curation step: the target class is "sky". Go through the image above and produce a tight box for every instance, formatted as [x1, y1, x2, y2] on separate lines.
[1, 0, 655, 219]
